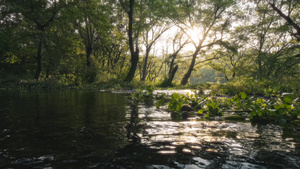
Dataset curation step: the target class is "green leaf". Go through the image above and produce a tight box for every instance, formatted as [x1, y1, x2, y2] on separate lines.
[168, 102, 176, 111]
[176, 102, 183, 112]
[171, 93, 181, 101]
[147, 86, 154, 93]
[156, 99, 164, 109]
[256, 98, 262, 104]
[283, 95, 294, 105]
[239, 92, 247, 99]
[198, 109, 203, 114]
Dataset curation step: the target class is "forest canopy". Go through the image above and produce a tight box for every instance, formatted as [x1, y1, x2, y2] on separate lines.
[0, 0, 299, 89]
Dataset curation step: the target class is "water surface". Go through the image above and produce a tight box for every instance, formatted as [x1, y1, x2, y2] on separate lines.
[1, 90, 300, 169]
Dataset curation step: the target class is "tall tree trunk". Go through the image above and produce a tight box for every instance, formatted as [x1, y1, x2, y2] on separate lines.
[125, 51, 139, 82]
[34, 34, 45, 80]
[257, 50, 263, 80]
[180, 46, 201, 85]
[31, 5, 56, 80]
[86, 46, 93, 67]
[124, 0, 139, 82]
[257, 22, 268, 80]
[141, 48, 150, 81]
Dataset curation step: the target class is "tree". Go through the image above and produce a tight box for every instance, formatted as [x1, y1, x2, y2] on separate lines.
[73, 0, 111, 68]
[209, 35, 254, 81]
[246, 0, 300, 80]
[139, 0, 173, 82]
[141, 24, 170, 81]
[2, 0, 60, 80]
[160, 31, 189, 87]
[174, 0, 234, 85]
[119, 0, 140, 82]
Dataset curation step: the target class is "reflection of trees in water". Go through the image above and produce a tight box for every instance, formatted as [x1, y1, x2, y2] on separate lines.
[34, 93, 41, 127]
[126, 96, 154, 144]
[126, 102, 141, 144]
[84, 92, 94, 128]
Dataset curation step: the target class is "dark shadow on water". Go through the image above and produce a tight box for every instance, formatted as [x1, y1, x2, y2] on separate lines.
[0, 90, 128, 168]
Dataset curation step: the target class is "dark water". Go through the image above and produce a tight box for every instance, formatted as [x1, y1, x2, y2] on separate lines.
[1, 90, 300, 169]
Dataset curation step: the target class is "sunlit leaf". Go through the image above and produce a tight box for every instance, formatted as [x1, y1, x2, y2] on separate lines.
[176, 102, 183, 112]
[171, 93, 181, 101]
[239, 92, 247, 99]
[256, 98, 262, 104]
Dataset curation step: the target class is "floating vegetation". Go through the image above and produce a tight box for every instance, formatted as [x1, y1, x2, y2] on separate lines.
[130, 87, 300, 124]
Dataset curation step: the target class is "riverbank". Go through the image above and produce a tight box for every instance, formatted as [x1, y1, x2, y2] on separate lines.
[0, 78, 299, 99]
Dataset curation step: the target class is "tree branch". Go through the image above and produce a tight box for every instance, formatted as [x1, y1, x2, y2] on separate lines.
[269, 3, 300, 40]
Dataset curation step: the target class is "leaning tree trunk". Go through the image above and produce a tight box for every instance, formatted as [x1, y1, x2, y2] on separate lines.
[34, 34, 45, 80]
[168, 54, 176, 75]
[166, 64, 178, 86]
[180, 47, 201, 85]
[124, 51, 139, 82]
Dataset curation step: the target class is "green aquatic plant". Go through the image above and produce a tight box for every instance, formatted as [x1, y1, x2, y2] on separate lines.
[183, 91, 205, 109]
[130, 88, 300, 123]
[249, 94, 300, 123]
[205, 99, 223, 117]
[155, 92, 168, 109]
[168, 93, 184, 112]
[130, 86, 155, 101]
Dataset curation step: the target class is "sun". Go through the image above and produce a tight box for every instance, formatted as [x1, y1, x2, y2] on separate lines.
[187, 27, 202, 46]
[180, 27, 203, 52]
[150, 25, 205, 55]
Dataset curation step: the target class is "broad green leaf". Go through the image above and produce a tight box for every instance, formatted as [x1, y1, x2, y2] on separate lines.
[283, 95, 294, 105]
[176, 102, 183, 111]
[171, 93, 181, 101]
[198, 109, 203, 114]
[239, 92, 247, 99]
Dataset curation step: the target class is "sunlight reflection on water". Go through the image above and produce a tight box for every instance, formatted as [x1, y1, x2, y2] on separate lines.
[125, 102, 300, 168]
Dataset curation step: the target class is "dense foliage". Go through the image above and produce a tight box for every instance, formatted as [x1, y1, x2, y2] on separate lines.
[0, 0, 299, 90]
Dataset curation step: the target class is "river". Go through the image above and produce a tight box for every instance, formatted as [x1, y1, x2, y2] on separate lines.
[0, 90, 300, 168]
